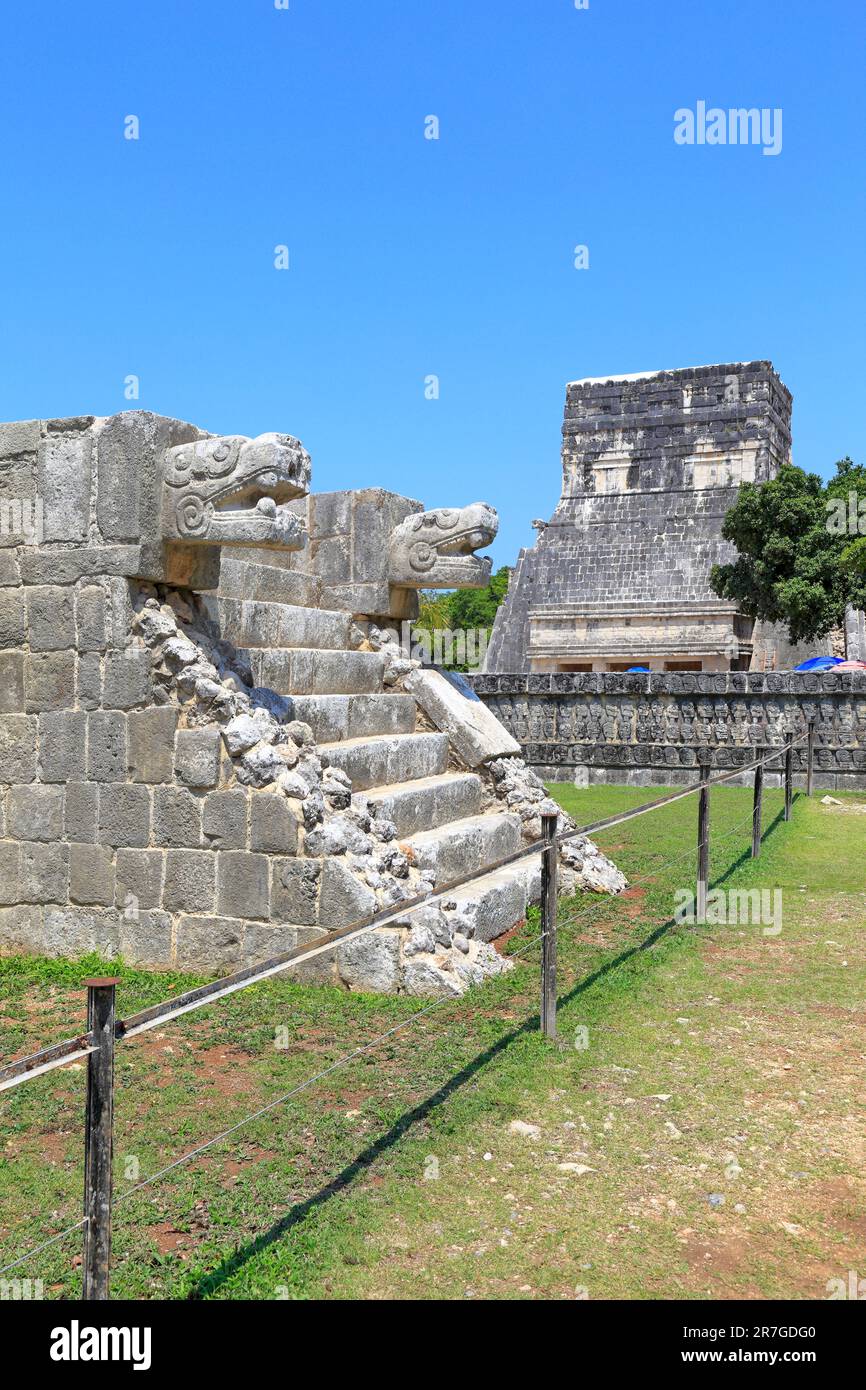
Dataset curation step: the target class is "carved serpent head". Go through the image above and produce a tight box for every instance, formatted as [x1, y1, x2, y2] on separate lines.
[162, 433, 311, 549]
[389, 502, 499, 589]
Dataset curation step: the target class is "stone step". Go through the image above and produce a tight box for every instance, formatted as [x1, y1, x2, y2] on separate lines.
[216, 597, 351, 651]
[317, 731, 449, 792]
[219, 556, 322, 609]
[285, 692, 417, 743]
[240, 647, 386, 695]
[446, 860, 541, 943]
[399, 811, 523, 890]
[359, 771, 483, 839]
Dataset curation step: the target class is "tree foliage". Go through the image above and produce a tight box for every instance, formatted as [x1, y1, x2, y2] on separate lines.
[413, 566, 511, 671]
[710, 459, 866, 645]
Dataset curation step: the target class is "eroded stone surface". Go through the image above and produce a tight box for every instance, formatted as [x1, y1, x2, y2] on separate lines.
[0, 410, 626, 995]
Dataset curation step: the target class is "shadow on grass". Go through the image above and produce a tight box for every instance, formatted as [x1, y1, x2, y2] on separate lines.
[190, 919, 681, 1299]
[188, 797, 796, 1299]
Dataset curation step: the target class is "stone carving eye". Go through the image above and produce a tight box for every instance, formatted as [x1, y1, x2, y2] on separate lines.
[207, 440, 238, 477]
[409, 541, 437, 571]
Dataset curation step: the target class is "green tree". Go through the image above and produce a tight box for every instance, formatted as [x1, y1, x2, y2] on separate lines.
[412, 565, 511, 671]
[710, 459, 866, 645]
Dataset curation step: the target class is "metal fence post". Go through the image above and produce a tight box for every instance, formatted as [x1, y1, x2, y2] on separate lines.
[540, 810, 558, 1040]
[696, 756, 710, 923]
[784, 732, 794, 821]
[752, 753, 764, 858]
[806, 719, 815, 797]
[83, 977, 119, 1301]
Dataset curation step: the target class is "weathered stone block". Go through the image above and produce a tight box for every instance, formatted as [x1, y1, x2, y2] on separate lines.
[216, 850, 269, 920]
[319, 859, 377, 926]
[163, 849, 215, 913]
[0, 653, 25, 713]
[249, 794, 297, 853]
[406, 668, 521, 767]
[25, 651, 75, 711]
[174, 915, 244, 974]
[311, 533, 351, 584]
[174, 727, 222, 789]
[87, 711, 127, 781]
[0, 457, 36, 551]
[76, 585, 109, 652]
[283, 925, 339, 984]
[0, 589, 26, 647]
[0, 419, 39, 456]
[152, 787, 202, 847]
[0, 551, 20, 586]
[118, 909, 172, 967]
[0, 715, 37, 783]
[43, 906, 119, 959]
[38, 430, 92, 542]
[271, 858, 320, 925]
[20, 841, 69, 903]
[19, 546, 139, 586]
[26, 586, 74, 652]
[77, 652, 103, 709]
[0, 904, 44, 953]
[65, 782, 98, 842]
[128, 707, 178, 783]
[98, 784, 150, 848]
[336, 929, 400, 993]
[115, 848, 164, 912]
[70, 843, 115, 906]
[202, 789, 248, 848]
[96, 412, 145, 544]
[38, 709, 87, 782]
[7, 785, 64, 841]
[102, 648, 152, 709]
[0, 841, 21, 904]
[106, 580, 138, 649]
[243, 922, 299, 967]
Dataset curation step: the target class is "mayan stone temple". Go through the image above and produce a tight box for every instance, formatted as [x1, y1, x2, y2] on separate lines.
[0, 411, 624, 992]
[486, 362, 794, 674]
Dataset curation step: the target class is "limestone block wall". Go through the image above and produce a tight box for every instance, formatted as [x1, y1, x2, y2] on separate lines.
[470, 671, 866, 790]
[0, 557, 320, 969]
[235, 488, 423, 623]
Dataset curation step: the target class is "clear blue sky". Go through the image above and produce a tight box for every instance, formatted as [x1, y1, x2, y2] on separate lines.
[1, 0, 863, 569]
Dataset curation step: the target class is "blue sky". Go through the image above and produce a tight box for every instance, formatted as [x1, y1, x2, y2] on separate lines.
[1, 0, 863, 568]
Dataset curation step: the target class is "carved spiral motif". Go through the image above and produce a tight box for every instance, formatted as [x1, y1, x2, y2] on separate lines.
[175, 494, 211, 538]
[165, 437, 241, 487]
[408, 540, 437, 572]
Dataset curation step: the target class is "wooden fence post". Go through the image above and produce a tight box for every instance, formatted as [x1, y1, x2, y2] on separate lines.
[83, 977, 119, 1301]
[784, 732, 794, 822]
[540, 810, 558, 1040]
[806, 719, 815, 797]
[696, 756, 710, 923]
[752, 754, 764, 858]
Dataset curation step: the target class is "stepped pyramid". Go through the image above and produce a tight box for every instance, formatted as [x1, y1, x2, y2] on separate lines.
[208, 493, 566, 994]
[0, 413, 624, 995]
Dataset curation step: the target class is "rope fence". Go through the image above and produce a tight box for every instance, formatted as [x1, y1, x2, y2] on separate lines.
[0, 725, 813, 1296]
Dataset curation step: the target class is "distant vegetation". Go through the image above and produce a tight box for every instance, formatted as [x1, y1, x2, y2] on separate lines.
[711, 457, 866, 644]
[413, 566, 510, 672]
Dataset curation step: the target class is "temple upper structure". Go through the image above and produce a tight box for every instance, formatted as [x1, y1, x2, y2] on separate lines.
[485, 361, 794, 674]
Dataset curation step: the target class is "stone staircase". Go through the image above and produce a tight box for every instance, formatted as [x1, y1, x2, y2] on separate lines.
[214, 555, 539, 944]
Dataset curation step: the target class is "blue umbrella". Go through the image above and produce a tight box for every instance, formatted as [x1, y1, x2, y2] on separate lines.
[793, 655, 844, 671]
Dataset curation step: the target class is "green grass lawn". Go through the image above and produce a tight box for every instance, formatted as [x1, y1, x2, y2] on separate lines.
[1, 782, 864, 1300]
